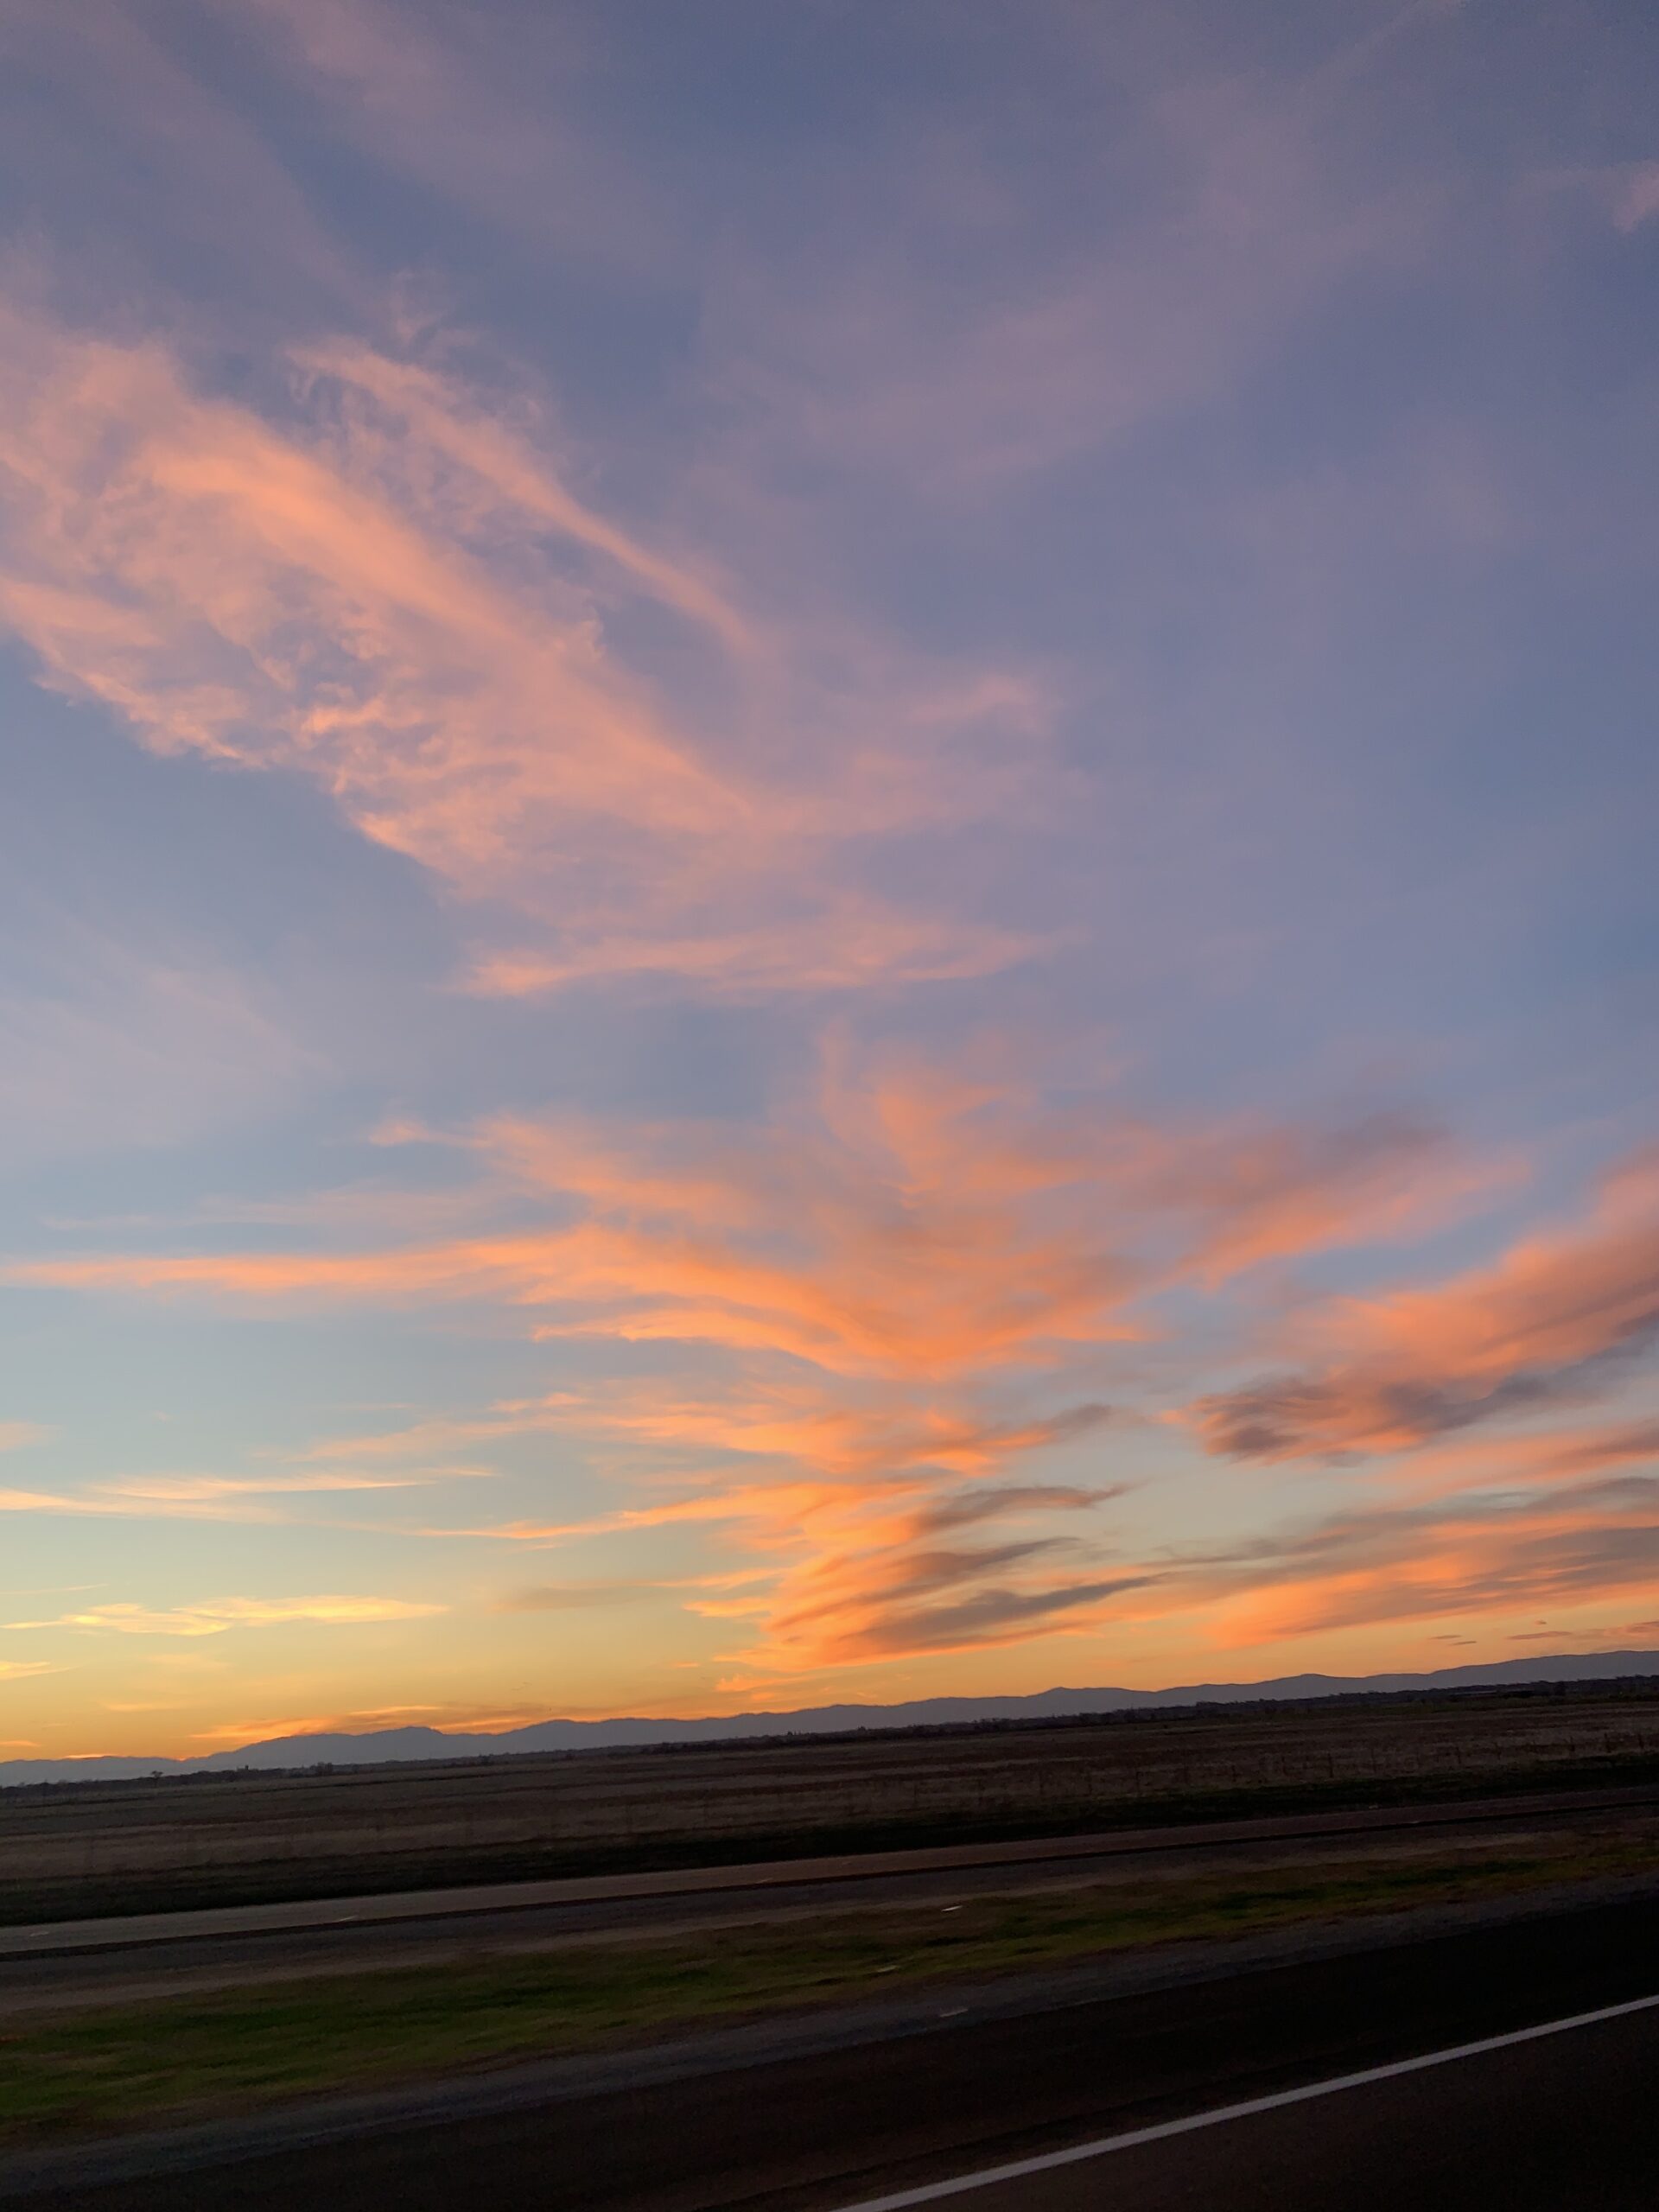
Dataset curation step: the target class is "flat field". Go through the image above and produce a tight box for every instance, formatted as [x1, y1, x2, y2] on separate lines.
[7, 1807, 1659, 2145]
[10, 1682, 1659, 1924]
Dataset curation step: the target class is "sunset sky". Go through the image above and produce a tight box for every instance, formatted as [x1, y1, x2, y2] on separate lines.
[3, 0, 1659, 1764]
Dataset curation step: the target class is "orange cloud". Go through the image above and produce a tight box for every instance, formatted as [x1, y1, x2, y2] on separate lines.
[1199, 1472, 1659, 1647]
[457, 1468, 1141, 1669]
[8, 1047, 1515, 1669]
[294, 342, 759, 658]
[1300, 1414, 1659, 1509]
[12, 1071, 1145, 1376]
[1192, 1147, 1659, 1461]
[11, 1066, 1488, 1376]
[462, 909, 1047, 998]
[493, 1382, 1120, 1483]
[0, 303, 1047, 997]
[712, 1478, 1145, 1669]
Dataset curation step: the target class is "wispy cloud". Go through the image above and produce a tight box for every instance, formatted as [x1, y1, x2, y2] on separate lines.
[95, 1471, 459, 1500]
[7, 1049, 1510, 1665]
[711, 1481, 1151, 1669]
[497, 1574, 755, 1615]
[1610, 163, 1659, 231]
[0, 928, 309, 1160]
[8, 1595, 445, 1637]
[14, 1060, 1482, 1363]
[1193, 1473, 1659, 1647]
[0, 302, 1046, 999]
[184, 1694, 561, 1745]
[236, 0, 669, 278]
[1192, 1147, 1659, 1462]
[0, 1487, 291, 1524]
[3, 0, 1656, 1741]
[1531, 160, 1659, 235]
[697, 23, 1438, 498]
[0, 0, 359, 311]
[0, 1470, 461, 1522]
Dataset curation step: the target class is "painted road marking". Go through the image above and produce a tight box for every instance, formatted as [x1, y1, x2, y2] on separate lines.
[828, 1989, 1659, 2210]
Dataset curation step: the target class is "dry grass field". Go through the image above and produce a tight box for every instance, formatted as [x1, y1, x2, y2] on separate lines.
[9, 1682, 1659, 1925]
[10, 1810, 1659, 2147]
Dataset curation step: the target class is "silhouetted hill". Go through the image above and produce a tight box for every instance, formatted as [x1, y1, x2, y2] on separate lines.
[10, 1648, 1659, 1786]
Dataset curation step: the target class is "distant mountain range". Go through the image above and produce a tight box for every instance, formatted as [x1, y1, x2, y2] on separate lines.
[8, 1648, 1659, 1787]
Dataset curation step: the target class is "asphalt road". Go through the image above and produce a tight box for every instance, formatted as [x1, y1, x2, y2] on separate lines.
[10, 1889, 1659, 2209]
[9, 1782, 1659, 2012]
[827, 1996, 1659, 2211]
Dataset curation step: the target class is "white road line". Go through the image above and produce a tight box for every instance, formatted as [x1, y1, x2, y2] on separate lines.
[828, 1989, 1659, 2211]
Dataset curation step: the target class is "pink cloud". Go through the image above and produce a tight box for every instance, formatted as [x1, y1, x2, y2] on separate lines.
[10, 1050, 1513, 1669]
[0, 304, 1049, 998]
[1534, 160, 1659, 235]
[1192, 1148, 1659, 1462]
[698, 46, 1435, 499]
[15, 1059, 1478, 1380]
[237, 0, 670, 278]
[1611, 163, 1659, 231]
[1197, 1472, 1659, 1647]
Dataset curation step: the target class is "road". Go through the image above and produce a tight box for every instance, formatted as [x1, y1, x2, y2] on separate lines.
[8, 1888, 1659, 2208]
[8, 1781, 1658, 2012]
[840, 1998, 1659, 2210]
[826, 1997, 1659, 2209]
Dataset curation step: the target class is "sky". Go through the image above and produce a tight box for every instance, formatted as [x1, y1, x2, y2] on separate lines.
[2, 0, 1659, 1764]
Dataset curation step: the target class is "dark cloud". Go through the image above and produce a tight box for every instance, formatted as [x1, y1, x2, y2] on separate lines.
[847, 1575, 1157, 1657]
[1193, 1370, 1566, 1462]
[913, 1481, 1128, 1535]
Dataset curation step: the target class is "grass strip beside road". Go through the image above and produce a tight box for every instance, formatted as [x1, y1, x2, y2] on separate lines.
[3, 1826, 1656, 2147]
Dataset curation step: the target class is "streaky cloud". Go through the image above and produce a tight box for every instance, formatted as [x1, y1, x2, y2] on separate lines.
[1192, 1147, 1659, 1462]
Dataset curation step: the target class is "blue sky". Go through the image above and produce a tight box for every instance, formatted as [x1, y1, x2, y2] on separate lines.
[3, 0, 1658, 1758]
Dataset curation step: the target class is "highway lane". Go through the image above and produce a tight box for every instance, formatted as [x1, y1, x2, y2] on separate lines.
[10, 1888, 1659, 2209]
[8, 1781, 1659, 2011]
[825, 1997, 1659, 2210]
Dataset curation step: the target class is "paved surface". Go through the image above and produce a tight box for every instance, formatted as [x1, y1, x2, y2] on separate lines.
[9, 1888, 1659, 2209]
[8, 1782, 1658, 2012]
[827, 1997, 1659, 2211]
